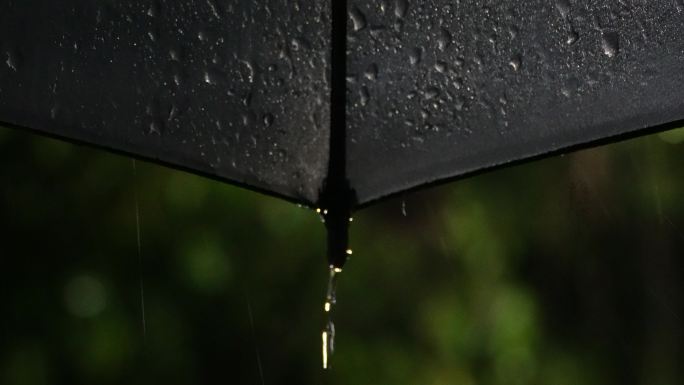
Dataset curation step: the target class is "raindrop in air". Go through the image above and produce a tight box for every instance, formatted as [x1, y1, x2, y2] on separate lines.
[601, 31, 619, 57]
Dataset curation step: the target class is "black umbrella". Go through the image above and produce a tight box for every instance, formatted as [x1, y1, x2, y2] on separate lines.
[1, 0, 683, 367]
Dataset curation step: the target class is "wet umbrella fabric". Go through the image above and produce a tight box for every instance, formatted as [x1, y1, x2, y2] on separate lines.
[0, 1, 331, 206]
[2, 1, 684, 261]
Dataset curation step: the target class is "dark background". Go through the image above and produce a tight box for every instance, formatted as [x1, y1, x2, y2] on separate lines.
[1, 124, 684, 384]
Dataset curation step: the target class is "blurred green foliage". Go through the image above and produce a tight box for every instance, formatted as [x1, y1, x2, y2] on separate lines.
[1, 124, 684, 384]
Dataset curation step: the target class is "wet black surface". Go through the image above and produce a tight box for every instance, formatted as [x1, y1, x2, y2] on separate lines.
[347, 0, 684, 204]
[2, 1, 684, 208]
[0, 0, 330, 205]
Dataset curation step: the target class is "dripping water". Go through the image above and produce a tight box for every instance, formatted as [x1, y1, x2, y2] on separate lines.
[322, 265, 342, 370]
[245, 288, 266, 385]
[132, 159, 147, 341]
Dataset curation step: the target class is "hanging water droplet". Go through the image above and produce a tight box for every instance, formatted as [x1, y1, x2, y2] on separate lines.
[601, 31, 619, 57]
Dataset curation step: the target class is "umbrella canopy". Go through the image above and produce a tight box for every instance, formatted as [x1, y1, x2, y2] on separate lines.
[2, 0, 684, 263]
[346, 0, 684, 205]
[0, 0, 331, 205]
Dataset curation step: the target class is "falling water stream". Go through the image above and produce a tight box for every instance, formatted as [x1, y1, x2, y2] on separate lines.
[322, 265, 342, 369]
[318, 206, 352, 370]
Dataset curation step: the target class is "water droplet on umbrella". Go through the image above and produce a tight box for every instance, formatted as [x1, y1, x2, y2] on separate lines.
[204, 71, 214, 85]
[455, 97, 466, 111]
[567, 29, 579, 45]
[50, 105, 59, 120]
[394, 0, 409, 18]
[263, 114, 274, 127]
[5, 51, 18, 71]
[149, 120, 164, 135]
[350, 7, 367, 32]
[556, 0, 571, 19]
[601, 31, 619, 57]
[242, 60, 255, 83]
[206, 0, 222, 19]
[364, 63, 378, 80]
[169, 49, 180, 61]
[437, 28, 452, 51]
[434, 61, 447, 73]
[508, 25, 519, 39]
[409, 47, 423, 65]
[147, 1, 160, 17]
[359, 87, 370, 106]
[677, 0, 684, 11]
[424, 87, 439, 100]
[509, 54, 522, 71]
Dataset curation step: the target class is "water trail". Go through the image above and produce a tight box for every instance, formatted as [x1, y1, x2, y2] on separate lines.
[132, 159, 147, 341]
[322, 265, 342, 369]
[245, 290, 266, 385]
